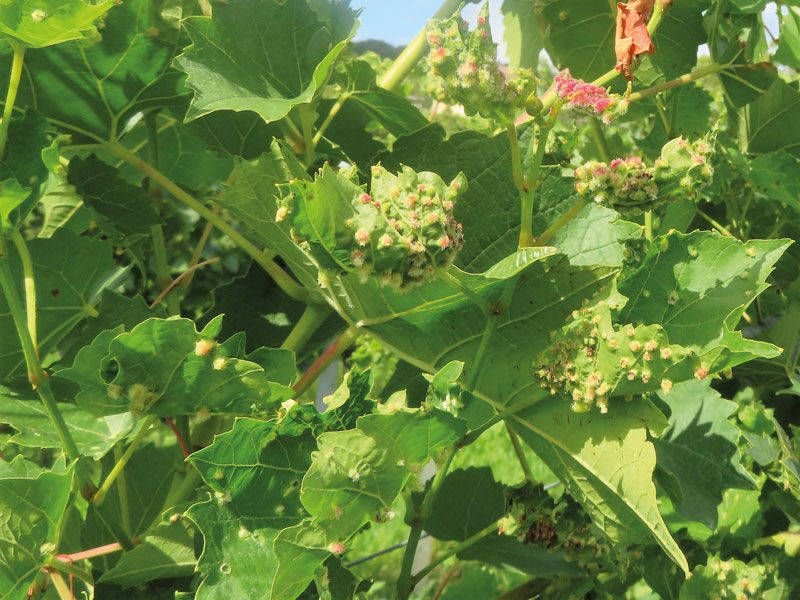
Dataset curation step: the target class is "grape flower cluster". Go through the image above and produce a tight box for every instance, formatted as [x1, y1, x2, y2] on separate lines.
[554, 74, 630, 124]
[425, 2, 536, 122]
[573, 136, 714, 215]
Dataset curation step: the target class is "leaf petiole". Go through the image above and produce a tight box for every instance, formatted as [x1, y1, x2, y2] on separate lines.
[0, 41, 25, 160]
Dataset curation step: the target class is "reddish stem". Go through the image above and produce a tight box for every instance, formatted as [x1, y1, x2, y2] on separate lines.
[56, 539, 141, 563]
[292, 326, 361, 397]
[164, 417, 191, 458]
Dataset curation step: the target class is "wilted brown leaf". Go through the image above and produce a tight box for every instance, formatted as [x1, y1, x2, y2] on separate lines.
[614, 0, 656, 81]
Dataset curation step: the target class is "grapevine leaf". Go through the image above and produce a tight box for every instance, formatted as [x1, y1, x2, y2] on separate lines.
[0, 230, 118, 381]
[635, 0, 706, 82]
[457, 535, 582, 577]
[328, 257, 616, 406]
[501, 0, 544, 72]
[0, 111, 51, 229]
[423, 467, 505, 541]
[56, 317, 294, 417]
[775, 7, 800, 69]
[728, 149, 800, 213]
[653, 380, 756, 529]
[300, 408, 466, 540]
[97, 521, 195, 588]
[618, 231, 790, 355]
[187, 419, 313, 599]
[219, 142, 322, 294]
[746, 78, 800, 157]
[38, 178, 91, 237]
[0, 0, 113, 47]
[0, 468, 73, 599]
[512, 397, 689, 573]
[174, 0, 355, 123]
[0, 390, 135, 459]
[343, 90, 429, 138]
[541, 0, 616, 82]
[272, 523, 331, 600]
[550, 204, 642, 267]
[183, 111, 280, 159]
[482, 247, 558, 279]
[67, 155, 163, 246]
[0, 0, 188, 140]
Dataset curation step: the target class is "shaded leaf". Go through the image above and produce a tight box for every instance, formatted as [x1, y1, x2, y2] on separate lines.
[746, 77, 800, 158]
[457, 534, 582, 577]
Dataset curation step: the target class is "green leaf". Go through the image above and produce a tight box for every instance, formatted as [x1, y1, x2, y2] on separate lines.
[775, 7, 800, 69]
[512, 397, 688, 573]
[482, 247, 558, 279]
[541, 0, 615, 82]
[0, 468, 73, 599]
[38, 178, 91, 237]
[0, 111, 51, 229]
[67, 155, 163, 246]
[618, 231, 790, 355]
[0, 0, 112, 47]
[342, 90, 428, 138]
[501, 0, 544, 72]
[272, 523, 332, 600]
[174, 0, 354, 123]
[639, 85, 714, 159]
[0, 230, 117, 381]
[729, 150, 800, 213]
[0, 0, 188, 140]
[183, 111, 280, 159]
[653, 380, 755, 529]
[187, 419, 314, 599]
[300, 408, 466, 539]
[423, 467, 505, 541]
[97, 520, 195, 588]
[747, 78, 800, 158]
[0, 390, 135, 459]
[550, 204, 642, 267]
[636, 0, 706, 82]
[457, 534, 582, 577]
[57, 317, 293, 417]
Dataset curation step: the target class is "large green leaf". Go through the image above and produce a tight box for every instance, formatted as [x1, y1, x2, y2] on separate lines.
[618, 231, 790, 355]
[653, 380, 756, 529]
[0, 0, 112, 47]
[0, 229, 118, 380]
[187, 419, 314, 599]
[300, 408, 466, 540]
[746, 78, 800, 158]
[0, 468, 73, 599]
[550, 204, 641, 267]
[97, 521, 195, 588]
[56, 317, 293, 416]
[0, 391, 135, 459]
[423, 467, 505, 541]
[67, 155, 163, 246]
[511, 397, 688, 573]
[328, 257, 615, 406]
[775, 7, 800, 69]
[501, 0, 544, 72]
[0, 0, 188, 140]
[174, 0, 355, 123]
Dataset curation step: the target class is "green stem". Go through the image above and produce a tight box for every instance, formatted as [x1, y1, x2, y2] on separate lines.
[102, 141, 316, 305]
[507, 125, 525, 195]
[589, 118, 612, 162]
[505, 423, 534, 483]
[378, 0, 463, 91]
[93, 416, 156, 506]
[521, 108, 560, 248]
[292, 325, 361, 397]
[298, 104, 316, 166]
[10, 230, 37, 356]
[113, 444, 132, 535]
[280, 303, 332, 355]
[697, 208, 735, 237]
[45, 558, 94, 585]
[145, 111, 180, 316]
[438, 269, 491, 317]
[535, 197, 588, 247]
[628, 61, 730, 102]
[411, 520, 499, 586]
[0, 230, 95, 496]
[457, 396, 540, 449]
[398, 451, 456, 600]
[644, 211, 654, 241]
[313, 93, 349, 147]
[0, 42, 25, 160]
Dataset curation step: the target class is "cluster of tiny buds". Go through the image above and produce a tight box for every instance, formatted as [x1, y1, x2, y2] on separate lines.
[574, 156, 658, 213]
[554, 74, 630, 124]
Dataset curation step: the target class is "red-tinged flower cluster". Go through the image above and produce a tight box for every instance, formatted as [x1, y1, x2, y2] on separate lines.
[555, 75, 629, 124]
